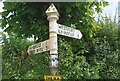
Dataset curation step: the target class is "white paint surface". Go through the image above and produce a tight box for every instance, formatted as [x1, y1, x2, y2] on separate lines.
[27, 39, 49, 55]
[58, 24, 82, 39]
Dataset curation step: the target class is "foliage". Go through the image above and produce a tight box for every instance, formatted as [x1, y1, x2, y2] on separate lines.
[2, 34, 50, 80]
[88, 16, 119, 79]
[58, 37, 100, 79]
[1, 1, 111, 80]
[1, 2, 109, 59]
[0, 43, 1, 81]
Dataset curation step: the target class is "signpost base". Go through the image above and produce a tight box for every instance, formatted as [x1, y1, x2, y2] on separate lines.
[44, 75, 61, 81]
[50, 67, 59, 75]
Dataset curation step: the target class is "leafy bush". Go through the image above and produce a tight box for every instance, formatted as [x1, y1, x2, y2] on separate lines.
[58, 37, 100, 80]
[2, 34, 50, 80]
[89, 16, 119, 79]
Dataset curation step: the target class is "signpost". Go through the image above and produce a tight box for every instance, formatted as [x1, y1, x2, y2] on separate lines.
[27, 40, 49, 55]
[46, 3, 59, 76]
[58, 24, 82, 39]
[27, 3, 83, 81]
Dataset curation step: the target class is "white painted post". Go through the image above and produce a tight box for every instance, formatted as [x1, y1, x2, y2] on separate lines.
[46, 3, 59, 75]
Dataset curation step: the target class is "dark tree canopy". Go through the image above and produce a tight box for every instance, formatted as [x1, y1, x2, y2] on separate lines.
[2, 2, 108, 39]
[2, 2, 108, 55]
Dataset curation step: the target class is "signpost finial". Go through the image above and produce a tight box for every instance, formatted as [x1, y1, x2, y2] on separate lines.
[46, 3, 59, 16]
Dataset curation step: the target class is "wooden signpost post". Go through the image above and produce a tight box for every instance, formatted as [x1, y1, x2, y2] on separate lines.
[27, 3, 82, 81]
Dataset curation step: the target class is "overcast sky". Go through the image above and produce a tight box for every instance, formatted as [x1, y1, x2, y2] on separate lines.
[102, 0, 119, 18]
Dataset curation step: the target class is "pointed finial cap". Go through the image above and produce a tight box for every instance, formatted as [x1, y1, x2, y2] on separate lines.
[46, 3, 59, 16]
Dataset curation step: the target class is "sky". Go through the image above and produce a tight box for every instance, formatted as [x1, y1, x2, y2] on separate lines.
[0, 0, 119, 33]
[101, 0, 119, 19]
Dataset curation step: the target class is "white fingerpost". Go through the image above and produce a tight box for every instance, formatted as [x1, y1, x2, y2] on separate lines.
[46, 3, 59, 75]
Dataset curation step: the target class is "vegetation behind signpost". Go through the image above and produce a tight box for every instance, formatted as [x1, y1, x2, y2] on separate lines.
[1, 2, 119, 80]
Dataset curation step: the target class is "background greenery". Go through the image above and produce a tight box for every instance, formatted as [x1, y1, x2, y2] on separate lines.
[1, 2, 119, 80]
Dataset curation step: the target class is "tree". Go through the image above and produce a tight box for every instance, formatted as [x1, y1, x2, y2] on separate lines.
[1, 2, 109, 80]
